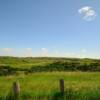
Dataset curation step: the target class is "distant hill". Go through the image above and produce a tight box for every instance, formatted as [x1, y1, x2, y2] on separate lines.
[0, 56, 100, 76]
[0, 56, 84, 68]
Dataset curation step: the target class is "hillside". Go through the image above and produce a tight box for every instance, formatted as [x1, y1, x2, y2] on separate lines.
[0, 56, 100, 76]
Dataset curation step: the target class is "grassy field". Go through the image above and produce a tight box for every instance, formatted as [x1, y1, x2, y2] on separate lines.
[1, 57, 100, 99]
[0, 72, 100, 100]
[0, 57, 57, 68]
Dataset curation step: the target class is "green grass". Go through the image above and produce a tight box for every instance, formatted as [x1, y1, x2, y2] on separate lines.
[0, 72, 100, 100]
[0, 57, 56, 68]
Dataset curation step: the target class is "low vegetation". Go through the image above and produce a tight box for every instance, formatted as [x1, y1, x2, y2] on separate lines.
[0, 57, 100, 99]
[0, 57, 100, 76]
[0, 72, 100, 100]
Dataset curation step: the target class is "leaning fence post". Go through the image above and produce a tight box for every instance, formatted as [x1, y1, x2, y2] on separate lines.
[13, 81, 20, 99]
[59, 79, 64, 95]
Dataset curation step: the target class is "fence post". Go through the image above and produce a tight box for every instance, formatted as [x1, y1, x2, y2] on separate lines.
[59, 79, 64, 95]
[13, 82, 20, 99]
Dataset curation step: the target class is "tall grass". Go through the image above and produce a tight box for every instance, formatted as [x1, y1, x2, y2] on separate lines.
[0, 72, 100, 100]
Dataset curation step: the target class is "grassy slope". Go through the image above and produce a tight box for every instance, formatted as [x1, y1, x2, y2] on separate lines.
[0, 57, 58, 68]
[0, 56, 99, 68]
[0, 56, 80, 68]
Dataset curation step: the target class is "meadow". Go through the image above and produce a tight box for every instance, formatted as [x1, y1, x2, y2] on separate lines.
[1, 57, 100, 100]
[0, 72, 100, 100]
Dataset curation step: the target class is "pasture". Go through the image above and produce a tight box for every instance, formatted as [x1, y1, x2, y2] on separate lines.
[0, 72, 100, 100]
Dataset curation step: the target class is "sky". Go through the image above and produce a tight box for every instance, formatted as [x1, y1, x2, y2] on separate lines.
[0, 0, 100, 58]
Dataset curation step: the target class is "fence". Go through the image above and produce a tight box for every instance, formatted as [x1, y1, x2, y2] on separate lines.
[12, 79, 65, 99]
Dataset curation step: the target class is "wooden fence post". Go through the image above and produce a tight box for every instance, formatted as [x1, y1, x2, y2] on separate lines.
[13, 82, 20, 99]
[59, 79, 64, 95]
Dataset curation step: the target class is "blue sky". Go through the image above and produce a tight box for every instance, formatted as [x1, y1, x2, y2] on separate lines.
[0, 0, 100, 58]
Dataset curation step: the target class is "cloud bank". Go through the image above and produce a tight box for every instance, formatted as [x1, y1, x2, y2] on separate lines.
[0, 48, 100, 59]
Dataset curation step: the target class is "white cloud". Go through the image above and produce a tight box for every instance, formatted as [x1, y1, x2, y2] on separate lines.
[23, 48, 33, 57]
[26, 48, 32, 51]
[2, 48, 13, 52]
[0, 48, 13, 56]
[78, 6, 97, 21]
[0, 48, 100, 59]
[40, 48, 49, 57]
[81, 49, 87, 53]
